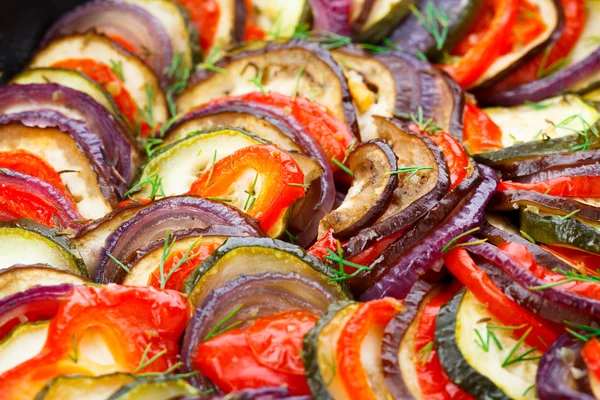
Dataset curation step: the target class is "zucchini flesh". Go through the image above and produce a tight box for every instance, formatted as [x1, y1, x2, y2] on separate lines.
[483, 94, 600, 148]
[354, 0, 415, 43]
[9, 68, 121, 118]
[107, 377, 199, 399]
[0, 226, 83, 276]
[35, 373, 136, 400]
[0, 322, 49, 375]
[0, 266, 87, 300]
[435, 289, 510, 400]
[455, 291, 540, 399]
[566, 0, 600, 92]
[251, 0, 309, 38]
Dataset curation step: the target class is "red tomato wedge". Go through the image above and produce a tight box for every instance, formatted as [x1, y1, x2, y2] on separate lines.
[415, 284, 474, 400]
[463, 103, 503, 154]
[498, 176, 600, 197]
[204, 92, 356, 171]
[193, 310, 315, 396]
[51, 58, 152, 137]
[443, 247, 559, 350]
[440, 0, 519, 88]
[173, 0, 220, 53]
[336, 298, 404, 400]
[583, 338, 600, 381]
[0, 187, 66, 228]
[0, 285, 189, 400]
[189, 144, 305, 235]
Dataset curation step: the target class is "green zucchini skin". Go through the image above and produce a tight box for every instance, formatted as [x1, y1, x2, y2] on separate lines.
[520, 208, 600, 254]
[1, 220, 88, 278]
[301, 301, 357, 400]
[171, 0, 202, 64]
[106, 376, 199, 399]
[34, 373, 136, 400]
[435, 289, 510, 400]
[183, 237, 352, 298]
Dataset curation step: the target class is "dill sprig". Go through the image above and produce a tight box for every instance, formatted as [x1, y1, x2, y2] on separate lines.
[524, 100, 549, 110]
[164, 53, 190, 116]
[144, 137, 164, 158]
[138, 84, 156, 131]
[409, 3, 449, 51]
[204, 304, 244, 341]
[107, 253, 131, 274]
[417, 341, 434, 366]
[292, 65, 305, 100]
[441, 227, 487, 253]
[248, 70, 268, 96]
[528, 268, 600, 291]
[386, 165, 433, 181]
[109, 59, 125, 82]
[502, 327, 541, 367]
[564, 320, 600, 342]
[559, 209, 581, 220]
[243, 173, 260, 212]
[409, 106, 442, 132]
[474, 326, 503, 352]
[198, 46, 227, 74]
[124, 171, 165, 200]
[332, 158, 354, 176]
[323, 241, 372, 282]
[157, 233, 202, 289]
[520, 230, 536, 244]
[134, 343, 167, 373]
[68, 334, 78, 363]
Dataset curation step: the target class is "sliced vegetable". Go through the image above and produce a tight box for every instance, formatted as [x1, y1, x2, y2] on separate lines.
[189, 144, 306, 237]
[0, 265, 87, 301]
[178, 40, 358, 135]
[0, 321, 49, 376]
[310, 0, 351, 36]
[34, 373, 136, 400]
[350, 0, 415, 42]
[107, 376, 200, 399]
[248, 0, 309, 38]
[463, 102, 503, 154]
[319, 140, 398, 238]
[493, 149, 600, 180]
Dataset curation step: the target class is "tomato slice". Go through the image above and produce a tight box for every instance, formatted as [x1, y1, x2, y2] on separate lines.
[415, 284, 473, 400]
[463, 103, 503, 154]
[246, 310, 318, 375]
[443, 247, 559, 350]
[173, 0, 220, 52]
[336, 298, 404, 400]
[583, 338, 600, 380]
[147, 240, 221, 290]
[498, 176, 600, 197]
[499, 242, 600, 301]
[493, 0, 585, 89]
[51, 58, 151, 137]
[204, 92, 356, 172]
[105, 34, 139, 54]
[193, 311, 313, 396]
[189, 144, 305, 235]
[0, 187, 63, 228]
[441, 0, 519, 88]
[0, 285, 189, 400]
[243, 0, 266, 41]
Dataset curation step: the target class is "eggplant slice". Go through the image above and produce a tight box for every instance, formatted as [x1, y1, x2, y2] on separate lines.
[29, 32, 168, 128]
[319, 140, 398, 238]
[177, 39, 358, 135]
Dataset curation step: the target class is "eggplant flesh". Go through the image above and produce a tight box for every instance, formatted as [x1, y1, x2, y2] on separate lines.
[0, 265, 87, 301]
[319, 140, 398, 238]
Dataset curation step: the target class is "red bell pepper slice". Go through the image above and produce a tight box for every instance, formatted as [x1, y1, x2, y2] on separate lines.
[498, 176, 600, 197]
[415, 284, 474, 400]
[440, 0, 519, 88]
[0, 285, 189, 400]
[443, 247, 559, 350]
[243, 0, 266, 41]
[147, 240, 221, 290]
[542, 244, 600, 276]
[193, 310, 315, 396]
[204, 92, 356, 172]
[0, 187, 70, 228]
[463, 103, 503, 154]
[336, 298, 404, 400]
[189, 144, 305, 236]
[173, 0, 220, 53]
[493, 0, 585, 89]
[51, 58, 152, 137]
[308, 228, 339, 261]
[499, 242, 600, 300]
[583, 338, 600, 380]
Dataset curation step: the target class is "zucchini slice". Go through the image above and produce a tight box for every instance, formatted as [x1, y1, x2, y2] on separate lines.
[184, 237, 352, 308]
[28, 32, 168, 127]
[177, 40, 356, 132]
[0, 221, 86, 277]
[0, 265, 87, 301]
[0, 124, 114, 219]
[0, 321, 49, 376]
[35, 373, 136, 400]
[250, 0, 310, 38]
[520, 206, 600, 254]
[302, 301, 360, 400]
[9, 68, 121, 119]
[117, 0, 201, 69]
[107, 376, 200, 399]
[483, 94, 600, 148]
[351, 0, 415, 43]
[436, 289, 540, 399]
[134, 127, 266, 198]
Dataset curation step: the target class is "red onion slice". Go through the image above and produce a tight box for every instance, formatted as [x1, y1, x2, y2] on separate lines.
[309, 0, 351, 36]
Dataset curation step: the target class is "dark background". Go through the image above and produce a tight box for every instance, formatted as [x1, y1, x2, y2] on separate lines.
[0, 0, 87, 84]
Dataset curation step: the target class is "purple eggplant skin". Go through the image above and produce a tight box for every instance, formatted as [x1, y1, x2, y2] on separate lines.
[514, 163, 600, 183]
[343, 118, 451, 257]
[381, 280, 435, 399]
[0, 284, 75, 339]
[495, 150, 600, 180]
[348, 163, 482, 293]
[184, 39, 359, 137]
[489, 190, 600, 223]
[175, 387, 311, 400]
[321, 139, 398, 238]
[0, 169, 81, 230]
[94, 196, 264, 284]
[0, 83, 137, 192]
[180, 272, 346, 391]
[477, 43, 600, 106]
[40, 0, 173, 86]
[537, 334, 595, 400]
[310, 0, 351, 36]
[161, 100, 336, 247]
[0, 111, 119, 206]
[232, 0, 247, 43]
[467, 239, 600, 319]
[357, 164, 497, 301]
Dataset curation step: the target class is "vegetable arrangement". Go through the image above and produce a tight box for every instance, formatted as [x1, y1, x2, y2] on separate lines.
[2, 0, 600, 398]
